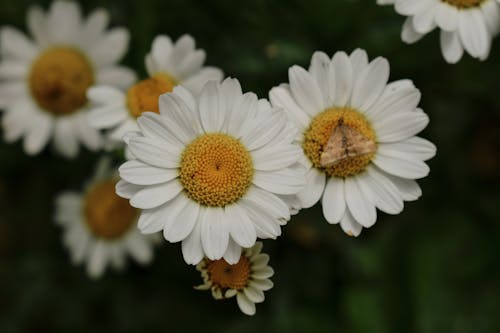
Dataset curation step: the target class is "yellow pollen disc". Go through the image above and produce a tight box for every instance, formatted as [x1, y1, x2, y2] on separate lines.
[442, 0, 484, 8]
[179, 133, 253, 207]
[303, 107, 377, 178]
[83, 180, 138, 239]
[29, 47, 94, 115]
[126, 73, 177, 118]
[206, 256, 251, 290]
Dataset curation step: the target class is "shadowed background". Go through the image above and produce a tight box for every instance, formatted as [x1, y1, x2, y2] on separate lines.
[0, 0, 499, 332]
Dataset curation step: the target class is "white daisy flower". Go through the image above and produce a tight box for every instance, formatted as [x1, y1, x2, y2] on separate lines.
[195, 242, 273, 316]
[377, 0, 500, 63]
[270, 49, 436, 237]
[0, 1, 136, 157]
[55, 158, 158, 279]
[116, 78, 306, 265]
[87, 34, 223, 148]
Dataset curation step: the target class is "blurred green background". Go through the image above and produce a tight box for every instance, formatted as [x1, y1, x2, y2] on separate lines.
[1, 0, 499, 332]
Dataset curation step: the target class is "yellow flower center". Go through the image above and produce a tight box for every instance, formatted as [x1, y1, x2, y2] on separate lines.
[303, 107, 377, 178]
[29, 47, 94, 115]
[206, 256, 251, 290]
[126, 73, 177, 118]
[179, 133, 253, 207]
[442, 0, 484, 8]
[83, 180, 138, 239]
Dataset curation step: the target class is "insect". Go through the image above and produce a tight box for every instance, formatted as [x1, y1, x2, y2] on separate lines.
[320, 118, 377, 168]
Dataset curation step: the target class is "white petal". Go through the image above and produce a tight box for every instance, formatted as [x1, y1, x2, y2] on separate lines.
[459, 8, 490, 59]
[54, 117, 79, 158]
[322, 176, 345, 224]
[89, 28, 129, 66]
[47, 0, 82, 44]
[222, 238, 242, 265]
[126, 233, 153, 264]
[119, 160, 178, 185]
[199, 81, 225, 133]
[377, 137, 436, 161]
[87, 241, 108, 279]
[158, 93, 200, 142]
[23, 111, 53, 155]
[309, 51, 335, 106]
[365, 166, 404, 215]
[182, 219, 204, 265]
[181, 67, 224, 95]
[87, 104, 127, 129]
[236, 292, 256, 316]
[242, 186, 291, 220]
[244, 286, 265, 303]
[115, 179, 144, 199]
[253, 168, 305, 195]
[374, 109, 429, 143]
[435, 3, 459, 31]
[130, 180, 183, 209]
[96, 66, 136, 89]
[27, 6, 49, 47]
[128, 136, 180, 168]
[297, 167, 325, 209]
[331, 51, 353, 106]
[344, 177, 377, 228]
[200, 206, 229, 259]
[80, 8, 109, 48]
[0, 27, 38, 61]
[373, 152, 430, 179]
[402, 17, 425, 44]
[269, 85, 310, 130]
[240, 111, 287, 151]
[164, 199, 200, 243]
[350, 48, 369, 79]
[252, 144, 302, 171]
[351, 57, 390, 112]
[225, 204, 257, 248]
[339, 210, 363, 237]
[289, 65, 324, 116]
[440, 30, 464, 64]
[412, 3, 438, 34]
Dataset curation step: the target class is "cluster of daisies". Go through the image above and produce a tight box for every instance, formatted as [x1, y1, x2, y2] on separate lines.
[2, 0, 497, 315]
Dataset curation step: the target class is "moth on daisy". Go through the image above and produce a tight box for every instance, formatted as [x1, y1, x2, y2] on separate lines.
[116, 78, 306, 265]
[377, 0, 500, 63]
[0, 1, 136, 157]
[55, 158, 158, 279]
[195, 242, 274, 316]
[270, 49, 436, 237]
[87, 34, 223, 148]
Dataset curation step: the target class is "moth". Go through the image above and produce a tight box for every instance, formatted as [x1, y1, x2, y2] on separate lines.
[320, 118, 377, 168]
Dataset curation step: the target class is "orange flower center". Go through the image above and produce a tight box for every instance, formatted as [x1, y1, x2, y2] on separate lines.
[206, 256, 251, 290]
[179, 133, 253, 207]
[29, 47, 94, 115]
[126, 73, 177, 118]
[83, 180, 138, 239]
[303, 107, 377, 178]
[442, 0, 484, 8]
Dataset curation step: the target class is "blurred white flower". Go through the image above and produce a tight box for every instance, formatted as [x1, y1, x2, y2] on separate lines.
[0, 1, 136, 157]
[377, 0, 500, 63]
[87, 34, 223, 149]
[55, 158, 159, 279]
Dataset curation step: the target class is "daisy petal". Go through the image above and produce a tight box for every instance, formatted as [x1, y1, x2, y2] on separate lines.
[226, 204, 257, 248]
[119, 160, 178, 185]
[297, 167, 325, 209]
[200, 206, 229, 259]
[322, 176, 345, 224]
[130, 180, 183, 209]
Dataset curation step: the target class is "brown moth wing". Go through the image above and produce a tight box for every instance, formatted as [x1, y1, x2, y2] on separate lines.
[320, 124, 376, 167]
[320, 125, 346, 167]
